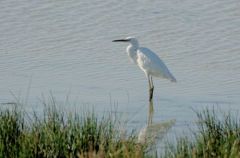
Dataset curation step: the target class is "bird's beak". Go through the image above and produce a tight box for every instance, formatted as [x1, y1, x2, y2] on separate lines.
[112, 39, 130, 42]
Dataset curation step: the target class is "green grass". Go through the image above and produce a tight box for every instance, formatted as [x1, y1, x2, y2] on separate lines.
[161, 109, 240, 158]
[1, 99, 240, 158]
[0, 103, 149, 158]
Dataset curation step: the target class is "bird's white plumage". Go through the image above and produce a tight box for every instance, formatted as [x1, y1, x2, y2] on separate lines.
[136, 47, 176, 82]
[122, 37, 176, 82]
[113, 37, 176, 101]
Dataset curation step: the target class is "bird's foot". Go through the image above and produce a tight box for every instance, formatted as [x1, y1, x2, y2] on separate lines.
[151, 86, 154, 92]
[149, 87, 154, 101]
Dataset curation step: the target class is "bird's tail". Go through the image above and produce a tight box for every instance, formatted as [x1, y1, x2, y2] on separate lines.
[171, 77, 177, 82]
[169, 74, 177, 82]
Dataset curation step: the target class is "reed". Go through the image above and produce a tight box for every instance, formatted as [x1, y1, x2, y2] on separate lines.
[0, 103, 148, 158]
[161, 108, 240, 158]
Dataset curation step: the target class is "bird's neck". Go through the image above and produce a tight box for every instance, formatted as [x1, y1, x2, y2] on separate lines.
[127, 44, 138, 62]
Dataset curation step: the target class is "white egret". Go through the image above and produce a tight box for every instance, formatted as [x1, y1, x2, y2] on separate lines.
[112, 37, 176, 101]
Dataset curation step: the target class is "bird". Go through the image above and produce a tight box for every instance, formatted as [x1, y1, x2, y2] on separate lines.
[112, 37, 176, 101]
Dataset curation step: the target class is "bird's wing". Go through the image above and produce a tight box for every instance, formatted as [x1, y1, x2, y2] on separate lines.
[137, 47, 176, 82]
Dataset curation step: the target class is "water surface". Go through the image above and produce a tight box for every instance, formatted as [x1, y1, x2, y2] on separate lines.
[0, 0, 240, 136]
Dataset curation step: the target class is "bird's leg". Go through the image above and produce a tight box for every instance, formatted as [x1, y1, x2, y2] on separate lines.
[149, 76, 154, 101]
[150, 76, 154, 92]
[148, 75, 152, 101]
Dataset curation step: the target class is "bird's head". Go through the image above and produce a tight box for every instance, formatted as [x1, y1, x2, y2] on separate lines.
[112, 37, 139, 47]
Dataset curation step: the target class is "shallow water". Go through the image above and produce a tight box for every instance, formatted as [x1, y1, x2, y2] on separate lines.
[0, 0, 240, 138]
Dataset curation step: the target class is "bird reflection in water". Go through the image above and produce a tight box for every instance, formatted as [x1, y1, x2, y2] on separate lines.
[138, 100, 175, 157]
